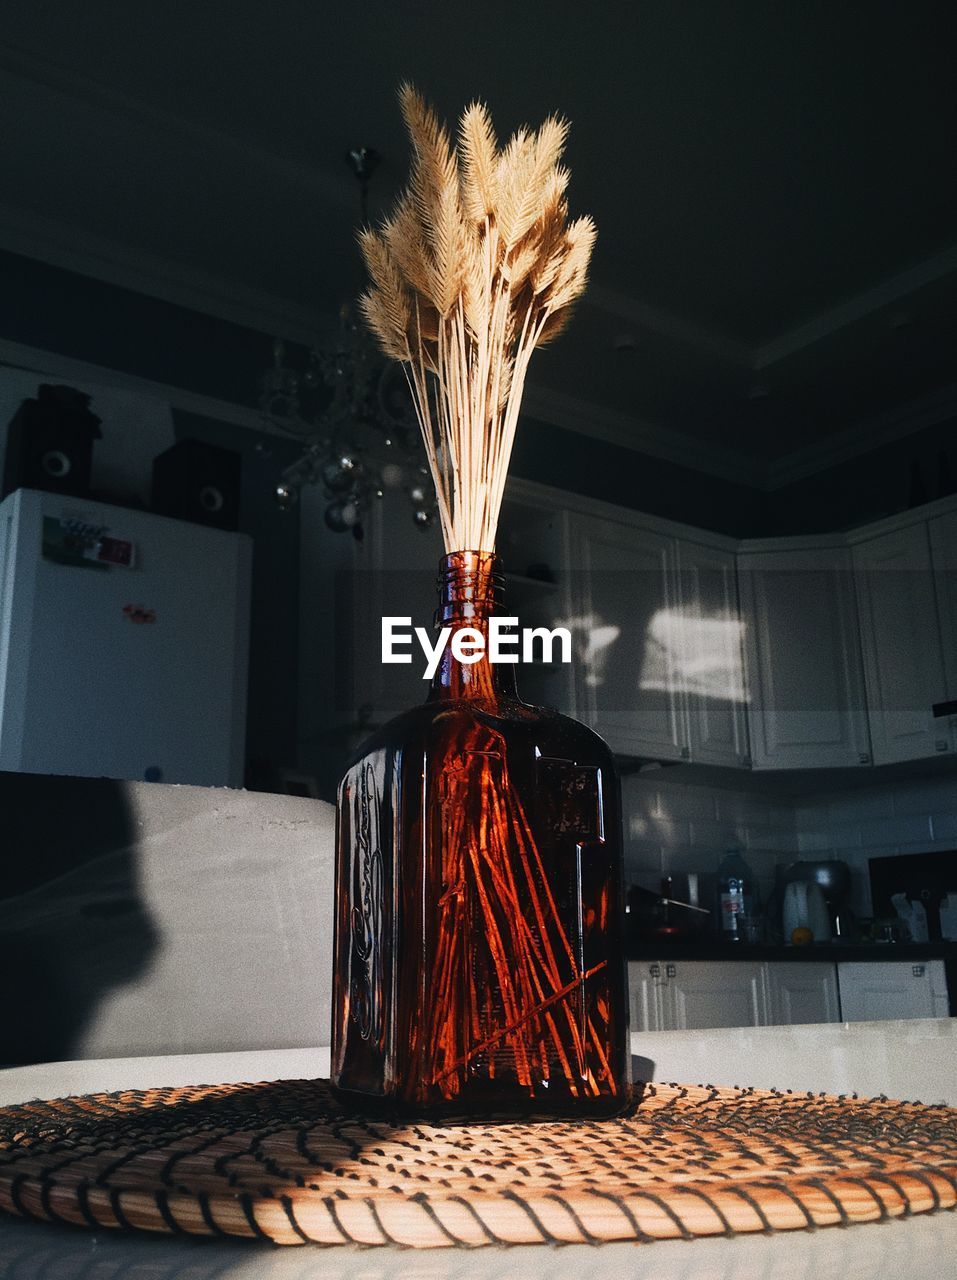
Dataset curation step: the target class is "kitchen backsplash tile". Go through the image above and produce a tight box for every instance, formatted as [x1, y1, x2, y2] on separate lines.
[658, 786, 720, 821]
[713, 794, 776, 826]
[657, 843, 722, 876]
[688, 817, 745, 849]
[826, 791, 895, 824]
[890, 780, 956, 817]
[856, 815, 934, 848]
[622, 776, 796, 899]
[621, 768, 957, 919]
[931, 812, 957, 842]
[745, 831, 798, 862]
[796, 828, 845, 852]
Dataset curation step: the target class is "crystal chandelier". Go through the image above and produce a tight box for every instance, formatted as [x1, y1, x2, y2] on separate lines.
[259, 148, 437, 537]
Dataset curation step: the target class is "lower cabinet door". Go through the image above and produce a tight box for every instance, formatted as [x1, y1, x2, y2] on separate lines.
[627, 961, 665, 1032]
[662, 961, 768, 1030]
[766, 963, 840, 1025]
[837, 961, 950, 1021]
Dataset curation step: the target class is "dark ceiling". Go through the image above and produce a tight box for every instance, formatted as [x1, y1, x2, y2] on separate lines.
[0, 1, 954, 474]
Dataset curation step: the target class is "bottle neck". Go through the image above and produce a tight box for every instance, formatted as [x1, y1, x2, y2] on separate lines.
[429, 550, 517, 702]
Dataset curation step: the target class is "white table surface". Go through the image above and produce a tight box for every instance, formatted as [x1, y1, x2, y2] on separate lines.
[2, 1031, 956, 1279]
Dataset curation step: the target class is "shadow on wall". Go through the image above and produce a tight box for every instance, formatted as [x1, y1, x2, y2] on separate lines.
[0, 772, 157, 1065]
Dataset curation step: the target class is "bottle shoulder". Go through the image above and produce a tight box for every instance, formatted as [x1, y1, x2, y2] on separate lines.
[345, 696, 617, 772]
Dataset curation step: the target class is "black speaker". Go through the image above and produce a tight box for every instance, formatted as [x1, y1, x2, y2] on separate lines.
[2, 384, 102, 500]
[151, 438, 241, 530]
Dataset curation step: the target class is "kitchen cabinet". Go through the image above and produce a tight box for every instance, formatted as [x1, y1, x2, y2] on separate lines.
[737, 546, 871, 769]
[675, 540, 750, 767]
[341, 489, 581, 727]
[766, 962, 840, 1025]
[566, 511, 748, 765]
[629, 959, 949, 1030]
[322, 472, 957, 780]
[627, 962, 665, 1033]
[929, 510, 957, 751]
[341, 498, 445, 727]
[837, 960, 949, 1022]
[665, 960, 767, 1029]
[853, 524, 950, 765]
[627, 960, 768, 1031]
[569, 514, 686, 760]
[496, 496, 576, 716]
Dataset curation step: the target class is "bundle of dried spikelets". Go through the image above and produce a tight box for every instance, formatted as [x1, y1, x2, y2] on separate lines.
[359, 84, 595, 553]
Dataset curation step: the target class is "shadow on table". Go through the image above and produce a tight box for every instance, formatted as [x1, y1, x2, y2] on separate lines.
[632, 1054, 656, 1084]
[0, 772, 157, 1065]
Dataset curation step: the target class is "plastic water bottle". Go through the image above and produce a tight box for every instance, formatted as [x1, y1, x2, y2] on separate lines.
[717, 848, 754, 942]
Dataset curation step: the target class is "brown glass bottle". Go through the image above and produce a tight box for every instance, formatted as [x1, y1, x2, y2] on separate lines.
[332, 550, 631, 1118]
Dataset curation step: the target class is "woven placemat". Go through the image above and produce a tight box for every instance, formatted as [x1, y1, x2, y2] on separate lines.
[1, 1078, 956, 1248]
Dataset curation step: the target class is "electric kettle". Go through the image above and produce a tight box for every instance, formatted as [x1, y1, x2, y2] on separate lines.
[782, 880, 830, 943]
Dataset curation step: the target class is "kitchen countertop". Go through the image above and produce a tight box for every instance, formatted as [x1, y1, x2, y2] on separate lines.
[2, 1030, 957, 1278]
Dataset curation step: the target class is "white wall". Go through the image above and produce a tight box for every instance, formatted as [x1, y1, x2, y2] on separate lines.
[622, 768, 957, 917]
[0, 365, 176, 501]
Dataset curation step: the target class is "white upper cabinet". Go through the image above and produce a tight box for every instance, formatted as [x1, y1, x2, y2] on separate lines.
[853, 523, 950, 764]
[320, 471, 957, 776]
[568, 514, 686, 760]
[675, 540, 750, 767]
[343, 496, 445, 726]
[738, 546, 871, 769]
[929, 510, 957, 750]
[496, 496, 576, 716]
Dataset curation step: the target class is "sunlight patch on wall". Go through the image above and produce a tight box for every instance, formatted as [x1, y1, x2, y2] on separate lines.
[640, 609, 749, 704]
[556, 614, 622, 688]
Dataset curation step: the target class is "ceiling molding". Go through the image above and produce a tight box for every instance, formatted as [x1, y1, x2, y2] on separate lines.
[590, 244, 957, 375]
[521, 382, 766, 487]
[2, 333, 949, 501]
[592, 243, 957, 376]
[0, 38, 952, 498]
[0, 337, 280, 437]
[525, 379, 955, 492]
[584, 284, 752, 367]
[0, 200, 764, 489]
[0, 330, 763, 489]
[753, 243, 957, 370]
[0, 202, 325, 347]
[4, 35, 955, 385]
[766, 381, 957, 489]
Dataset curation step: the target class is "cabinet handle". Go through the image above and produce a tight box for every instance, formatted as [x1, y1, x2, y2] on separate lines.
[935, 740, 949, 752]
[858, 752, 871, 765]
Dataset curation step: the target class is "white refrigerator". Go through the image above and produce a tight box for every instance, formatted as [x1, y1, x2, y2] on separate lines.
[0, 488, 251, 787]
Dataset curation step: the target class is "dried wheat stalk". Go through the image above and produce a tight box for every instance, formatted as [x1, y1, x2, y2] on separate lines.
[359, 84, 596, 552]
